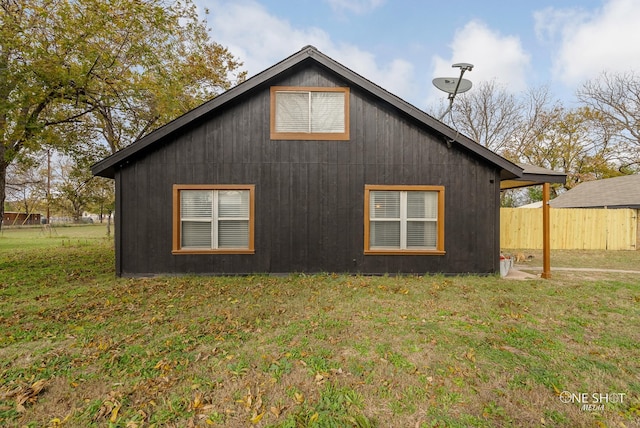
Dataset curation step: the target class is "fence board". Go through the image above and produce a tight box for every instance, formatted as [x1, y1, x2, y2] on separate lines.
[501, 208, 638, 250]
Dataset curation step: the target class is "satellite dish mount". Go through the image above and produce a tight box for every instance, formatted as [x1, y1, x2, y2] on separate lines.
[433, 62, 474, 120]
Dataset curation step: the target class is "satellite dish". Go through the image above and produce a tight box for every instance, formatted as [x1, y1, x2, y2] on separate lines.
[432, 61, 474, 121]
[432, 77, 472, 95]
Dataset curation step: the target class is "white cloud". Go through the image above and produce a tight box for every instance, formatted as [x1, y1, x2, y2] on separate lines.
[205, 0, 331, 76]
[326, 44, 416, 101]
[536, 0, 640, 85]
[325, 0, 385, 14]
[203, 0, 416, 101]
[427, 20, 531, 105]
[533, 7, 588, 45]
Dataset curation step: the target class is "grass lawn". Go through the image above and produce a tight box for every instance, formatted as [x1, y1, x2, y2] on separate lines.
[1, 225, 639, 427]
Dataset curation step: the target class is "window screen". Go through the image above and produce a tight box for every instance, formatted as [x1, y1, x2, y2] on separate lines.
[366, 187, 442, 252]
[271, 87, 349, 140]
[178, 188, 251, 250]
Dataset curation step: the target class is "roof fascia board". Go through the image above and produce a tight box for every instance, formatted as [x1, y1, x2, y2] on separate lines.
[92, 46, 522, 180]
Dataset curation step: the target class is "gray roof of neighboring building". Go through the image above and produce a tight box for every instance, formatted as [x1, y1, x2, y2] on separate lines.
[550, 175, 640, 208]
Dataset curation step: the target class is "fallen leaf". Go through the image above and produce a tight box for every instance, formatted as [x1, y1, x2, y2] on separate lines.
[465, 349, 476, 362]
[270, 405, 285, 418]
[11, 379, 48, 411]
[110, 404, 121, 423]
[294, 392, 305, 404]
[250, 411, 264, 424]
[192, 393, 204, 411]
[254, 392, 263, 411]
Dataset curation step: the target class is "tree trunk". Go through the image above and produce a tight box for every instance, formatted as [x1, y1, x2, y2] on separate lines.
[0, 145, 7, 231]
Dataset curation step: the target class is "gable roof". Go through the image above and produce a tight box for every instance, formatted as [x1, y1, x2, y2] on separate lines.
[550, 174, 640, 208]
[91, 45, 522, 180]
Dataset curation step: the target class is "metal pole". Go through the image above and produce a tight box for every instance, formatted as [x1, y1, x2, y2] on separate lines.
[438, 67, 471, 121]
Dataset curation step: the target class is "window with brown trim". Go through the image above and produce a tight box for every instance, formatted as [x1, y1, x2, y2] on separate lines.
[270, 86, 350, 140]
[172, 185, 255, 254]
[364, 185, 445, 255]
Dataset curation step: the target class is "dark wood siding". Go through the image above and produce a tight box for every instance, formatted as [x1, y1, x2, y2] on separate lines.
[116, 64, 501, 276]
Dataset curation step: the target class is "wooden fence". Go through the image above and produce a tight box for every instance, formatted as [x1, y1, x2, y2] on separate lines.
[500, 208, 639, 250]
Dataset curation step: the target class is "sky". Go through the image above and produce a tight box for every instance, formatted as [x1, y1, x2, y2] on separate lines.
[197, 0, 640, 112]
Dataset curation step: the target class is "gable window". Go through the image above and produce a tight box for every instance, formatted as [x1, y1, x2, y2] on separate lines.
[364, 185, 445, 255]
[172, 185, 255, 254]
[270, 86, 349, 140]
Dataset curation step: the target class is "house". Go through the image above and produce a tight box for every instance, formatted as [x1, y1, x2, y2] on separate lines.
[550, 174, 640, 209]
[3, 212, 42, 226]
[92, 45, 546, 277]
[551, 175, 639, 250]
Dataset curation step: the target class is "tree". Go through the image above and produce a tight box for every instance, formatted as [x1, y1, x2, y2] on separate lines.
[577, 71, 640, 171]
[520, 106, 622, 192]
[80, 1, 246, 155]
[440, 80, 629, 196]
[441, 80, 521, 154]
[0, 0, 245, 229]
[51, 156, 94, 222]
[442, 81, 559, 159]
[4, 153, 47, 223]
[85, 176, 115, 234]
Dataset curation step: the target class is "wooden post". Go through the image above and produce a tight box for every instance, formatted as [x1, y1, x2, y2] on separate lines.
[542, 183, 551, 279]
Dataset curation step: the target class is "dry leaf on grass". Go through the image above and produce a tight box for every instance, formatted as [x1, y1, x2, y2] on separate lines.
[250, 410, 265, 424]
[269, 404, 286, 418]
[92, 392, 123, 423]
[3, 379, 48, 412]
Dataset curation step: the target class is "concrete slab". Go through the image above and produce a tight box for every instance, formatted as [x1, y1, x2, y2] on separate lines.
[503, 268, 538, 280]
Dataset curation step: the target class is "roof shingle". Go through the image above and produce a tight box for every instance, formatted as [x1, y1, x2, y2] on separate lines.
[550, 175, 640, 208]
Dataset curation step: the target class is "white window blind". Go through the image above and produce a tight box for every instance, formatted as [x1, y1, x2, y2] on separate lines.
[217, 190, 250, 249]
[311, 91, 345, 133]
[275, 90, 345, 134]
[370, 191, 401, 248]
[181, 190, 213, 248]
[369, 190, 438, 250]
[275, 92, 310, 133]
[180, 190, 250, 249]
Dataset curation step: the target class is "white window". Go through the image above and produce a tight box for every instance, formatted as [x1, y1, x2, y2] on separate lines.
[364, 185, 445, 254]
[173, 185, 254, 254]
[270, 86, 349, 140]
